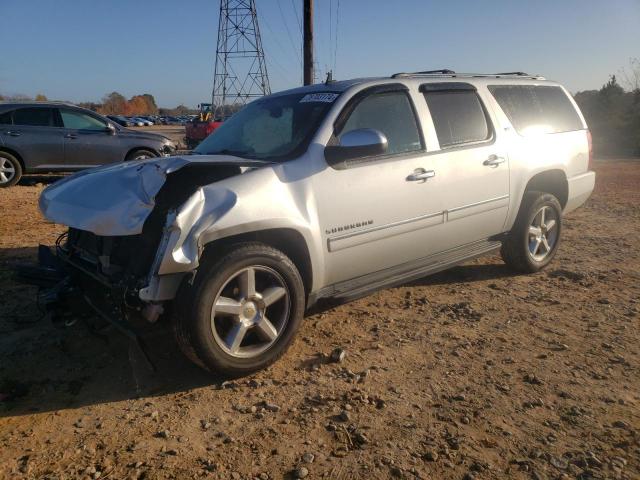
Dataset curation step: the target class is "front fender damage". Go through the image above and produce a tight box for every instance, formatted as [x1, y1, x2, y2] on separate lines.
[32, 155, 271, 330]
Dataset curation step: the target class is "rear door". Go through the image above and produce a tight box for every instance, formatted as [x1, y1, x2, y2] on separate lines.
[418, 83, 510, 252]
[59, 108, 122, 166]
[0, 107, 64, 170]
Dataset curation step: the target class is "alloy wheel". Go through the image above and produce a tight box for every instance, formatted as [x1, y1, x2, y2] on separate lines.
[528, 205, 558, 262]
[0, 157, 16, 185]
[210, 266, 290, 358]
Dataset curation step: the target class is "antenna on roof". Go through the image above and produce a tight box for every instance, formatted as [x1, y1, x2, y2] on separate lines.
[325, 70, 334, 85]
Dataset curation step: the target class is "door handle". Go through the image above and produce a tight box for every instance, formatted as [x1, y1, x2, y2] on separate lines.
[64, 133, 78, 139]
[407, 168, 436, 182]
[5, 131, 21, 137]
[483, 154, 505, 167]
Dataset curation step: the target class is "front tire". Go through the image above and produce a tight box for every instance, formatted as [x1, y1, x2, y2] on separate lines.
[0, 152, 22, 188]
[125, 149, 157, 161]
[501, 191, 562, 273]
[173, 243, 306, 376]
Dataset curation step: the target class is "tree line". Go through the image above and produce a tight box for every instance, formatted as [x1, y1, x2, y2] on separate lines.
[574, 73, 640, 157]
[0, 91, 196, 117]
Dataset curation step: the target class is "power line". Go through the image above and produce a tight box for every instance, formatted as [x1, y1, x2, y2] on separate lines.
[333, 0, 340, 74]
[291, 0, 302, 34]
[329, 0, 333, 76]
[260, 12, 295, 76]
[276, 0, 302, 65]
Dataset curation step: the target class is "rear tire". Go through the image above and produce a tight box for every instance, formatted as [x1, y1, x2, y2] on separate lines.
[173, 243, 306, 377]
[125, 149, 157, 161]
[0, 152, 22, 188]
[501, 191, 562, 273]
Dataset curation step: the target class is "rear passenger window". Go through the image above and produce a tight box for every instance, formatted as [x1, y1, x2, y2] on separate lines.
[488, 85, 583, 135]
[422, 89, 490, 148]
[339, 91, 423, 156]
[12, 108, 55, 127]
[0, 111, 12, 125]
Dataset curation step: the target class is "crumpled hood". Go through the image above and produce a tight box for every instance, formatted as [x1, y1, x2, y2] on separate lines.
[39, 155, 272, 236]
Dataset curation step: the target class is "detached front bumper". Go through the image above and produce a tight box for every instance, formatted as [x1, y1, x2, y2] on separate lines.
[15, 229, 166, 329]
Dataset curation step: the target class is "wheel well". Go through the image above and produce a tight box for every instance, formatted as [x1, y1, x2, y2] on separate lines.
[201, 228, 313, 295]
[0, 147, 25, 171]
[124, 147, 159, 160]
[524, 170, 568, 208]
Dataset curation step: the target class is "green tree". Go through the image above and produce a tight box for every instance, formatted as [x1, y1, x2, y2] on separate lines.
[574, 75, 639, 156]
[35, 93, 48, 101]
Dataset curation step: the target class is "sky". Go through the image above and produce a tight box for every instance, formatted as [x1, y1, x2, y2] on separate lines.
[1, 0, 639, 108]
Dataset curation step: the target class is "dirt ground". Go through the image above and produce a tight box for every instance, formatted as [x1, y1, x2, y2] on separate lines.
[0, 160, 638, 480]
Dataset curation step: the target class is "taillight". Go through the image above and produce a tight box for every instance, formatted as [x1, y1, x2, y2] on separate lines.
[586, 130, 593, 170]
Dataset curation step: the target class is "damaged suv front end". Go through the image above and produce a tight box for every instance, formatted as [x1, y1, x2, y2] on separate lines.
[39, 155, 271, 326]
[29, 86, 339, 373]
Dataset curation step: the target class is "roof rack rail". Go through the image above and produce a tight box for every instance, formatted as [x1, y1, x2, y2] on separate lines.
[391, 69, 455, 78]
[390, 70, 545, 80]
[493, 71, 530, 76]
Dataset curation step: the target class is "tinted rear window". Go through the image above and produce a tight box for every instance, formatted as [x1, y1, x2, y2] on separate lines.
[12, 107, 56, 127]
[488, 85, 583, 135]
[423, 90, 490, 148]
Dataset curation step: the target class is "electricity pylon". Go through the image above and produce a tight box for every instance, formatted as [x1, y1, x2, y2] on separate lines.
[212, 0, 271, 117]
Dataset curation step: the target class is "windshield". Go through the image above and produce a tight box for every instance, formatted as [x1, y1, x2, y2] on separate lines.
[194, 92, 339, 161]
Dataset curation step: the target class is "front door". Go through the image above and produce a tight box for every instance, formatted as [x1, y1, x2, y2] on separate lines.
[59, 108, 121, 166]
[313, 87, 445, 286]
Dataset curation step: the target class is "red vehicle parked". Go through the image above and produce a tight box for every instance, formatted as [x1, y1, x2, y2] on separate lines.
[184, 103, 223, 149]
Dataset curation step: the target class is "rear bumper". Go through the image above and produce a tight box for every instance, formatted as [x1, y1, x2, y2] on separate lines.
[564, 171, 595, 214]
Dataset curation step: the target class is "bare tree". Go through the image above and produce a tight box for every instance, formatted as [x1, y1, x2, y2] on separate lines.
[619, 58, 640, 92]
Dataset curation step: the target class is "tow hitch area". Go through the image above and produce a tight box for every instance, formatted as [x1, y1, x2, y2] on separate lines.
[13, 244, 156, 371]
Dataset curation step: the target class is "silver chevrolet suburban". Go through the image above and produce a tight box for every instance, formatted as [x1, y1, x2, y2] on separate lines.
[36, 70, 595, 376]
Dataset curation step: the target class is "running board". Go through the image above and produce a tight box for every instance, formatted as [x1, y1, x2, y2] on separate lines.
[309, 239, 501, 308]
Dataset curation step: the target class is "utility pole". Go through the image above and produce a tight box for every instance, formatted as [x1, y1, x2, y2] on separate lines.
[303, 0, 314, 85]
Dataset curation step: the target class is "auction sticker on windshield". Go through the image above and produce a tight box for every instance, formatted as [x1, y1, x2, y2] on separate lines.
[300, 93, 339, 103]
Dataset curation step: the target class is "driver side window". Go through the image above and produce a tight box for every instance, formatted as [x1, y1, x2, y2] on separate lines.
[338, 91, 423, 156]
[60, 109, 107, 130]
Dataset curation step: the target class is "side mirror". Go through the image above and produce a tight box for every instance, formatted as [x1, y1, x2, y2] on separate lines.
[105, 123, 116, 135]
[325, 128, 388, 166]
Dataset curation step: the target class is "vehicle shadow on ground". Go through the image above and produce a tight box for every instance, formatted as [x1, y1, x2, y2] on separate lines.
[0, 249, 516, 418]
[0, 247, 219, 418]
[18, 174, 66, 186]
[408, 259, 519, 287]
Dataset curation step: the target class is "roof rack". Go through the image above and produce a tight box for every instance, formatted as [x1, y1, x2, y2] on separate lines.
[493, 71, 530, 76]
[390, 69, 545, 80]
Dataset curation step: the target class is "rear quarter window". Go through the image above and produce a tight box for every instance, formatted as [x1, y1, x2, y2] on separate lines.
[488, 85, 583, 135]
